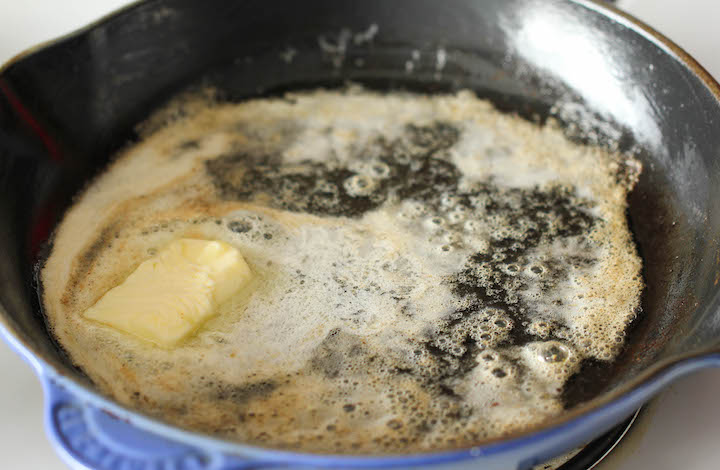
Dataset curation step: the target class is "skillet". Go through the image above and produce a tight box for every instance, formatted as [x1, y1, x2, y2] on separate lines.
[1, 0, 720, 468]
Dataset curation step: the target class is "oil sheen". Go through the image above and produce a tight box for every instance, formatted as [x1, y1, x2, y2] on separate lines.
[40, 89, 643, 454]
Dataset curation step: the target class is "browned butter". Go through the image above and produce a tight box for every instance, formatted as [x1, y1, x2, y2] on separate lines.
[40, 89, 642, 453]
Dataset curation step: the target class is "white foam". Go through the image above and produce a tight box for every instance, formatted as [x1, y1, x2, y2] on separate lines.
[40, 89, 642, 454]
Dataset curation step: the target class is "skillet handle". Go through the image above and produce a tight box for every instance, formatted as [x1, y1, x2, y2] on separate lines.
[41, 376, 278, 470]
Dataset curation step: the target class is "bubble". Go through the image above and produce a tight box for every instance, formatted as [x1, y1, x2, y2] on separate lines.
[504, 264, 519, 274]
[343, 174, 377, 196]
[426, 216, 446, 229]
[598, 350, 613, 361]
[447, 212, 466, 224]
[540, 344, 569, 363]
[492, 368, 507, 378]
[442, 232, 463, 244]
[370, 162, 391, 178]
[387, 419, 403, 430]
[529, 265, 544, 275]
[228, 220, 252, 233]
[439, 194, 459, 208]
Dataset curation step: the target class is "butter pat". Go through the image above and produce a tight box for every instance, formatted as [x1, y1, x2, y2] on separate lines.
[83, 239, 252, 347]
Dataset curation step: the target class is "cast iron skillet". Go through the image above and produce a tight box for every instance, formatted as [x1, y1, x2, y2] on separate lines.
[1, 0, 720, 469]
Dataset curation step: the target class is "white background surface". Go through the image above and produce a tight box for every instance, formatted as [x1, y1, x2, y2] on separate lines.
[1, 1, 719, 469]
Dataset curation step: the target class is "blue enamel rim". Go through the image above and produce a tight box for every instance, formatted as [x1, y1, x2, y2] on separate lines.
[2, 0, 720, 467]
[4, 317, 720, 468]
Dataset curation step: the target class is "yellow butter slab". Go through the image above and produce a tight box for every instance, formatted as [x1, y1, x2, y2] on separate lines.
[83, 239, 252, 347]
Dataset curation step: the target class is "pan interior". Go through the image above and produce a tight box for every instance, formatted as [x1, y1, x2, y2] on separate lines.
[1, 0, 719, 449]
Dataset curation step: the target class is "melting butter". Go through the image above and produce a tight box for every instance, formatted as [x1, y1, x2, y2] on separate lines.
[83, 238, 253, 347]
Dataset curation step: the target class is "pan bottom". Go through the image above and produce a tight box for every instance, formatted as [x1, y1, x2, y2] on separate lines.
[534, 408, 641, 470]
